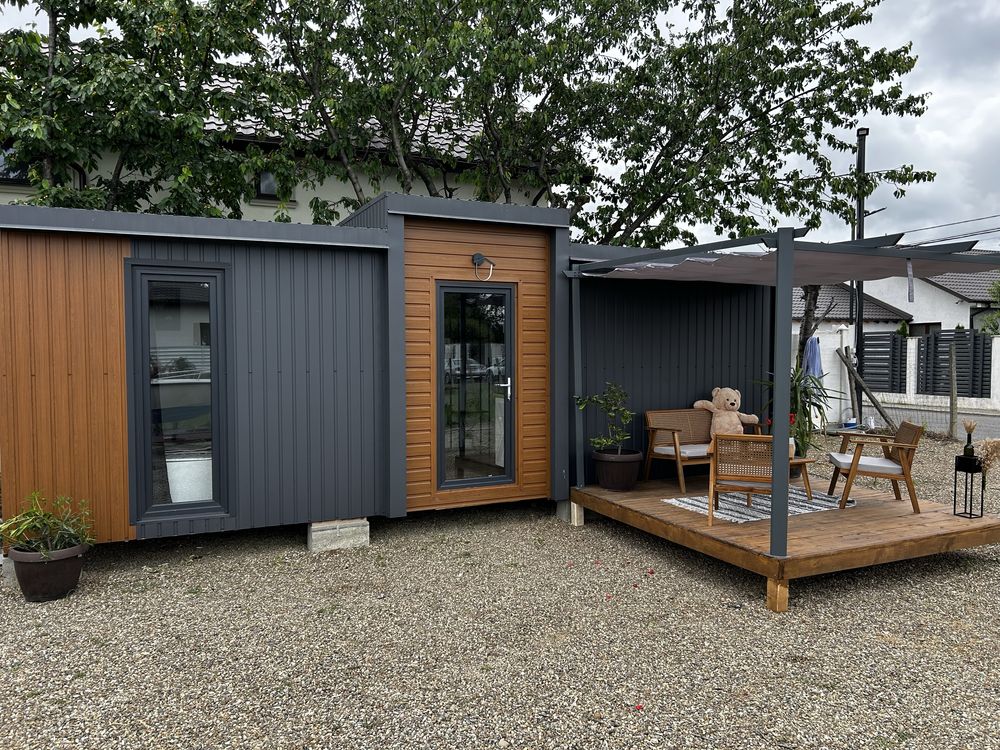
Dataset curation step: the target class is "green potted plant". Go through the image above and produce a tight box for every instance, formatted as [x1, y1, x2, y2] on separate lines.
[1, 492, 95, 602]
[575, 382, 643, 491]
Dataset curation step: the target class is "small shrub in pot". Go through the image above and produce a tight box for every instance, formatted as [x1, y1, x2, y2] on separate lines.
[1, 492, 95, 602]
[575, 382, 643, 491]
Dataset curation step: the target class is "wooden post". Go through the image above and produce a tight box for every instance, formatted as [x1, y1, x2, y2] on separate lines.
[836, 347, 899, 432]
[767, 577, 789, 612]
[949, 343, 958, 439]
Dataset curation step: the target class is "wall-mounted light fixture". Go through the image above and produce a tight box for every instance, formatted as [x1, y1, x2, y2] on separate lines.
[472, 252, 496, 281]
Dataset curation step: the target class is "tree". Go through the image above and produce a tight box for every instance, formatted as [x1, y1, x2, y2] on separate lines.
[0, 0, 269, 216]
[2, 0, 932, 238]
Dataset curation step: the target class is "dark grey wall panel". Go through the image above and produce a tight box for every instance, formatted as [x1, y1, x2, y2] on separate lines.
[577, 280, 772, 483]
[340, 196, 388, 230]
[132, 239, 390, 538]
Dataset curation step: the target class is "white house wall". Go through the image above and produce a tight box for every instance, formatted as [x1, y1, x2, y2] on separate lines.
[791, 320, 897, 425]
[865, 277, 973, 329]
[0, 153, 538, 222]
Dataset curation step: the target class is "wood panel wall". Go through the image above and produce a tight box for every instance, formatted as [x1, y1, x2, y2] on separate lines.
[0, 231, 132, 543]
[404, 219, 550, 509]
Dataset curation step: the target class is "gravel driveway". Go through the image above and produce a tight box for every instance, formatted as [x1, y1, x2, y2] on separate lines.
[3, 437, 1000, 749]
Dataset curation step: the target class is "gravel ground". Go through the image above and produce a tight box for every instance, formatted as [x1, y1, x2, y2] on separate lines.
[3, 438, 1000, 750]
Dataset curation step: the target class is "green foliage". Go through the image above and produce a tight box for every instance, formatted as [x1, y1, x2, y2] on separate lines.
[896, 320, 909, 336]
[0, 491, 95, 555]
[1, 0, 932, 235]
[763, 367, 833, 457]
[575, 382, 635, 453]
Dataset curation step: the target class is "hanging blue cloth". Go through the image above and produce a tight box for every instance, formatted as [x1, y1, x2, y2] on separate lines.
[804, 335, 824, 378]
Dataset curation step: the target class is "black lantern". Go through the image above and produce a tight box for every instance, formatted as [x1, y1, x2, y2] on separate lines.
[954, 454, 985, 518]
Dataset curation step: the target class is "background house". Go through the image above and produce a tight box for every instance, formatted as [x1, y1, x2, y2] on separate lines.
[792, 284, 911, 425]
[865, 269, 1000, 332]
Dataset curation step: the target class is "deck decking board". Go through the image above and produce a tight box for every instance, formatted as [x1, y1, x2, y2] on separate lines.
[570, 477, 1000, 609]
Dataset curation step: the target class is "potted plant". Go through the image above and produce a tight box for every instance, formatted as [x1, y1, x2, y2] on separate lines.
[1, 492, 95, 602]
[762, 368, 833, 473]
[575, 382, 643, 491]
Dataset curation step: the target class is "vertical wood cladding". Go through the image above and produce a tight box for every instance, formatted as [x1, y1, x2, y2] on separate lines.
[404, 219, 551, 509]
[0, 231, 132, 542]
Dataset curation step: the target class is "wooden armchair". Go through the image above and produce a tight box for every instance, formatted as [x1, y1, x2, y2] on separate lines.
[826, 421, 924, 513]
[707, 434, 799, 526]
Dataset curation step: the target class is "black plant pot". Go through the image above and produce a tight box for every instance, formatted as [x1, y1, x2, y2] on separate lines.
[9, 544, 88, 602]
[593, 449, 643, 491]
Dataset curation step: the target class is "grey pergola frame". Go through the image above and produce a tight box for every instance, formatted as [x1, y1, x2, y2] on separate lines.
[567, 228, 995, 558]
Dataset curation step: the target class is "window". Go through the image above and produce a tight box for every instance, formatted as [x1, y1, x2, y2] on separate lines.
[255, 171, 280, 200]
[0, 148, 29, 185]
[128, 262, 229, 520]
[910, 322, 942, 337]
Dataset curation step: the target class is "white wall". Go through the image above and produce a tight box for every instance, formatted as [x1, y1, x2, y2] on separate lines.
[864, 277, 973, 329]
[791, 319, 897, 425]
[0, 154, 539, 223]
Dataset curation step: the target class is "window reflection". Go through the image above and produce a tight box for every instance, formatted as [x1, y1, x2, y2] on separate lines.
[148, 281, 213, 504]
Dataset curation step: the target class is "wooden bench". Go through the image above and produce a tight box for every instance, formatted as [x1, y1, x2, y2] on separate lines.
[643, 408, 760, 493]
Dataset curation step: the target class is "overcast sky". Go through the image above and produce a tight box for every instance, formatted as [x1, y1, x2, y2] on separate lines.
[2, 0, 999, 248]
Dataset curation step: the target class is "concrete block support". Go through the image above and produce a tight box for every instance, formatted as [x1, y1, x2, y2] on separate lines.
[307, 518, 370, 552]
[556, 500, 585, 527]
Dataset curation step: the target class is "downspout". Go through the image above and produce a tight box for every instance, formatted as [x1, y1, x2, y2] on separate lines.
[570, 266, 585, 488]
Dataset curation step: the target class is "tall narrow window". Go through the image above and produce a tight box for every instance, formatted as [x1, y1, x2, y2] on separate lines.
[129, 264, 228, 519]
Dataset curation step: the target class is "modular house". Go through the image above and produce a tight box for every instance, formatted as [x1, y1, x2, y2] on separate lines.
[0, 194, 773, 545]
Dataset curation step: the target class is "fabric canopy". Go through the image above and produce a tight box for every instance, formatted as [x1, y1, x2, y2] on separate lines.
[580, 248, 1000, 286]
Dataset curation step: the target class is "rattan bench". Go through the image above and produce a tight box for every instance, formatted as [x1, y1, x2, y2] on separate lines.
[643, 407, 760, 493]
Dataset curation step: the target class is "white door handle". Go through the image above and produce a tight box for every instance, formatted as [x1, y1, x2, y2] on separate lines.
[497, 378, 512, 400]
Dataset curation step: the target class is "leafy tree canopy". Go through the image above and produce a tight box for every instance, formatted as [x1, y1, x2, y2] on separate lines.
[1, 0, 933, 236]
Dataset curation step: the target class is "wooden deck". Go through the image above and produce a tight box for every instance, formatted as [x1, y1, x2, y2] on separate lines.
[570, 476, 1000, 611]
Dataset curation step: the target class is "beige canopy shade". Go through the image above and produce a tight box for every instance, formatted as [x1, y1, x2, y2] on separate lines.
[576, 241, 1000, 286]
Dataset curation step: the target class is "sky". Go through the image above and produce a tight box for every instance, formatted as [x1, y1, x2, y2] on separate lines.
[2, 0, 999, 248]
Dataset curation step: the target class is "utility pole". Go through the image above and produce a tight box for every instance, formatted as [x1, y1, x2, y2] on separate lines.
[854, 126, 869, 422]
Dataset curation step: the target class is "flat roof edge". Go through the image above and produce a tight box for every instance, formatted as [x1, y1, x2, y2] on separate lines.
[0, 204, 391, 249]
[381, 193, 569, 226]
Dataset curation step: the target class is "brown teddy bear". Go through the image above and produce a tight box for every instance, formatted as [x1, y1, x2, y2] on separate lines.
[693, 387, 760, 437]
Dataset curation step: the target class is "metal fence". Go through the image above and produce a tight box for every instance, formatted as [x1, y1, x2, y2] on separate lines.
[860, 332, 906, 393]
[917, 329, 992, 398]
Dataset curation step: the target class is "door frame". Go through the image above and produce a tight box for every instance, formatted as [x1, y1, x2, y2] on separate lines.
[435, 281, 516, 490]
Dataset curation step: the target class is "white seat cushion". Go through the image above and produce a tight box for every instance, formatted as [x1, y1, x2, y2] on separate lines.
[654, 442, 711, 459]
[828, 452, 903, 475]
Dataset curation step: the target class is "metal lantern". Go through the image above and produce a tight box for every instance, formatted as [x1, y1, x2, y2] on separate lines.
[954, 454, 985, 519]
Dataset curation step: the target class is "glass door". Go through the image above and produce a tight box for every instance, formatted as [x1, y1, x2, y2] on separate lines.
[438, 284, 514, 488]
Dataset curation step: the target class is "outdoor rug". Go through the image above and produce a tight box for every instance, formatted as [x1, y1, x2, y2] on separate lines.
[663, 485, 854, 523]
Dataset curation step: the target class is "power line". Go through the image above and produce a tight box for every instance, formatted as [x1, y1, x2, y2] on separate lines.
[895, 212, 1000, 236]
[907, 225, 1000, 246]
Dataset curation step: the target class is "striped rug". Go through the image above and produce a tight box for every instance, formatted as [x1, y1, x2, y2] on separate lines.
[663, 485, 853, 523]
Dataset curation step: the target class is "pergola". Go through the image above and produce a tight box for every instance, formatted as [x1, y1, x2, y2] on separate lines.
[567, 228, 1000, 558]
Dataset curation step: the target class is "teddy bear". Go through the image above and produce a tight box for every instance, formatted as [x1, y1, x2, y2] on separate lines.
[693, 387, 760, 437]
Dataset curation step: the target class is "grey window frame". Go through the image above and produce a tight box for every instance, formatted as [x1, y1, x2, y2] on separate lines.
[436, 282, 516, 490]
[126, 259, 231, 522]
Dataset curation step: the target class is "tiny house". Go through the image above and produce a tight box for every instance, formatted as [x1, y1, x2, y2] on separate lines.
[0, 194, 772, 544]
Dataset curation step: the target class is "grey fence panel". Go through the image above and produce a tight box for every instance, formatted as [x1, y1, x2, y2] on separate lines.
[860, 332, 907, 393]
[131, 238, 390, 538]
[577, 279, 772, 484]
[917, 329, 992, 398]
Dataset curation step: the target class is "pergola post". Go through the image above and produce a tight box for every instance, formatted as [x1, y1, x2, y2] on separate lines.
[769, 227, 794, 558]
[571, 271, 585, 489]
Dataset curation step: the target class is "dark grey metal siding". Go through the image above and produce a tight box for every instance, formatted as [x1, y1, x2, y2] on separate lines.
[577, 279, 772, 482]
[131, 239, 391, 538]
[340, 196, 389, 230]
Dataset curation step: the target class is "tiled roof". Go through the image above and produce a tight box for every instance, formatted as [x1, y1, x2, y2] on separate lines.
[791, 284, 911, 323]
[925, 269, 1000, 303]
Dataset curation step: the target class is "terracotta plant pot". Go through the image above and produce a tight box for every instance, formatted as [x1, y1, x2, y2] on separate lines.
[8, 544, 88, 602]
[593, 449, 643, 491]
